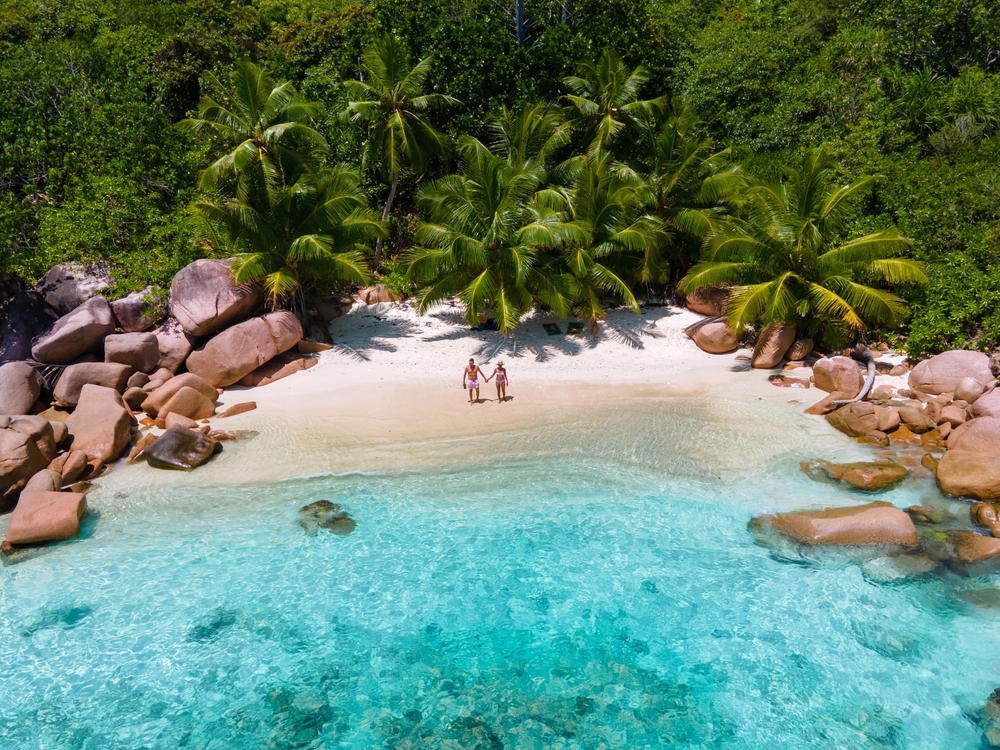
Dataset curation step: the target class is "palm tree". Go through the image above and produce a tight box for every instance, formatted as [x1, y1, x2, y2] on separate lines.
[562, 49, 666, 157]
[403, 137, 570, 333]
[560, 154, 670, 330]
[179, 60, 326, 201]
[342, 34, 459, 264]
[191, 166, 385, 318]
[486, 102, 571, 167]
[679, 148, 928, 346]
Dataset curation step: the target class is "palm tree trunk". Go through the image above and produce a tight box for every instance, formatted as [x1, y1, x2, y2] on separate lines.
[373, 172, 400, 268]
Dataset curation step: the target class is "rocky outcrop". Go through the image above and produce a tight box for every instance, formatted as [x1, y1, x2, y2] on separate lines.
[35, 263, 113, 315]
[908, 350, 993, 395]
[65, 385, 133, 462]
[169, 259, 263, 336]
[826, 402, 880, 437]
[0, 289, 59, 365]
[802, 459, 908, 492]
[751, 323, 796, 369]
[684, 285, 729, 316]
[104, 332, 159, 373]
[5, 490, 88, 544]
[0, 425, 49, 512]
[813, 356, 863, 397]
[786, 338, 814, 361]
[185, 311, 303, 388]
[143, 427, 219, 470]
[0, 362, 42, 415]
[686, 318, 738, 354]
[238, 354, 317, 387]
[31, 296, 116, 364]
[753, 501, 918, 546]
[111, 287, 165, 332]
[357, 285, 402, 305]
[158, 386, 216, 420]
[152, 317, 197, 374]
[947, 417, 1000, 453]
[53, 362, 132, 408]
[140, 373, 218, 418]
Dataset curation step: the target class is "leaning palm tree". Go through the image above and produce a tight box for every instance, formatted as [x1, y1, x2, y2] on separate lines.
[562, 49, 666, 158]
[191, 166, 385, 319]
[342, 34, 459, 264]
[679, 148, 928, 346]
[403, 137, 571, 333]
[179, 60, 326, 201]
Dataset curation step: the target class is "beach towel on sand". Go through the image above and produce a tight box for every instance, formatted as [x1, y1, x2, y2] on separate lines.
[567, 321, 583, 334]
[543, 323, 562, 335]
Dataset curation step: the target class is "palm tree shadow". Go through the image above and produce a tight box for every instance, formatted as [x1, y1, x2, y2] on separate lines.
[328, 305, 423, 357]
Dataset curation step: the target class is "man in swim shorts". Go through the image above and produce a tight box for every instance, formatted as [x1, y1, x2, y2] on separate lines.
[463, 358, 486, 405]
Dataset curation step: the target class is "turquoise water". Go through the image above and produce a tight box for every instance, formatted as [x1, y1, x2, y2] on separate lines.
[2, 448, 1000, 747]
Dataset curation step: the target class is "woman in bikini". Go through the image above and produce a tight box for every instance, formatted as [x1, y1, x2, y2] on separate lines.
[487, 361, 509, 403]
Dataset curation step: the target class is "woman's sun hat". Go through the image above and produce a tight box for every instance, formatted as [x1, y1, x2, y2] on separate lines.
[497, 360, 504, 366]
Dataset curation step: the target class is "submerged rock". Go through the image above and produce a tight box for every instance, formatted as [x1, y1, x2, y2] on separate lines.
[801, 459, 908, 492]
[298, 500, 356, 536]
[143, 427, 219, 471]
[5, 490, 88, 545]
[752, 501, 918, 547]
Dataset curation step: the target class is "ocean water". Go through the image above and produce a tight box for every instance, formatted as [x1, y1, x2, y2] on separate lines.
[2, 408, 1000, 748]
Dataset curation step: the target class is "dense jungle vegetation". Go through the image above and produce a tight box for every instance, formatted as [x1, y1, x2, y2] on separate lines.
[1, 0, 998, 353]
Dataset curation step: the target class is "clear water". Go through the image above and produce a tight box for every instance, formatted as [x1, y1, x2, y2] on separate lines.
[2, 413, 999, 748]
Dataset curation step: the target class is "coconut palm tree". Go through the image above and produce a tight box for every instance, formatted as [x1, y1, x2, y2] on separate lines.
[341, 34, 459, 264]
[191, 166, 385, 317]
[179, 60, 326, 201]
[486, 102, 571, 167]
[562, 49, 666, 158]
[403, 137, 571, 333]
[679, 148, 928, 345]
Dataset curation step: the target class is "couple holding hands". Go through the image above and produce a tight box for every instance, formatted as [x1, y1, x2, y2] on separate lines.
[462, 358, 509, 405]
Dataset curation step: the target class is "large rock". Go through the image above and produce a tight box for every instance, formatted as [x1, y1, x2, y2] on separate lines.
[685, 285, 729, 316]
[802, 459, 908, 492]
[908, 350, 994, 395]
[24, 469, 62, 493]
[238, 353, 317, 387]
[111, 286, 165, 332]
[31, 296, 116, 364]
[953, 376, 985, 404]
[0, 289, 59, 365]
[35, 262, 113, 315]
[0, 362, 42, 415]
[686, 318, 738, 354]
[947, 417, 1000, 453]
[53, 362, 132, 408]
[104, 332, 159, 373]
[751, 322, 796, 369]
[141, 373, 218, 418]
[936, 451, 1000, 500]
[812, 356, 864, 397]
[971, 389, 1000, 419]
[357, 285, 402, 305]
[185, 311, 303, 388]
[754, 501, 918, 546]
[169, 259, 263, 336]
[5, 490, 88, 544]
[7, 416, 56, 462]
[65, 385, 132, 462]
[786, 338, 814, 361]
[0, 427, 49, 512]
[143, 427, 218, 470]
[152, 317, 198, 373]
[159, 386, 216, 420]
[826, 402, 879, 437]
[949, 531, 1000, 564]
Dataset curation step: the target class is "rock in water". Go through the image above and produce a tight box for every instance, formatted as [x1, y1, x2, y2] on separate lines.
[217, 402, 257, 419]
[0, 362, 42, 415]
[936, 451, 1000, 500]
[104, 332, 160, 373]
[908, 350, 993, 395]
[802, 459, 908, 492]
[31, 296, 116, 364]
[170, 259, 263, 336]
[65, 385, 133, 462]
[752, 501, 918, 546]
[0, 427, 49, 512]
[5, 490, 88, 545]
[298, 500, 356, 536]
[751, 322, 796, 369]
[980, 687, 1000, 748]
[143, 427, 219, 470]
[185, 311, 303, 388]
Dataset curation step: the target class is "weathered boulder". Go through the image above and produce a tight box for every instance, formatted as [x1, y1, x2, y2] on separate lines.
[897, 405, 936, 433]
[143, 427, 218, 470]
[164, 412, 199, 430]
[938, 404, 967, 428]
[140, 373, 218, 418]
[686, 318, 738, 354]
[159, 386, 216, 420]
[53, 362, 132, 408]
[0, 362, 42, 415]
[0, 288, 59, 365]
[805, 391, 852, 415]
[111, 286, 165, 332]
[185, 311, 303, 388]
[104, 332, 159, 373]
[786, 338, 814, 361]
[874, 405, 901, 433]
[24, 469, 62, 493]
[871, 385, 896, 401]
[7, 416, 56, 462]
[59, 450, 89, 485]
[954, 376, 986, 404]
[972, 503, 999, 528]
[971, 389, 1000, 419]
[0, 427, 48, 512]
[357, 285, 402, 305]
[751, 322, 796, 369]
[127, 371, 150, 389]
[802, 459, 908, 492]
[49, 420, 68, 449]
[908, 350, 994, 395]
[684, 285, 729, 316]
[122, 386, 148, 411]
[949, 531, 1000, 564]
[31, 296, 116, 364]
[936, 451, 1000, 500]
[948, 417, 1000, 453]
[5, 490, 87, 544]
[152, 317, 197, 373]
[35, 262, 113, 315]
[826, 402, 879, 437]
[170, 259, 263, 336]
[813, 356, 864, 396]
[238, 353, 317, 387]
[65, 385, 132, 462]
[754, 501, 918, 546]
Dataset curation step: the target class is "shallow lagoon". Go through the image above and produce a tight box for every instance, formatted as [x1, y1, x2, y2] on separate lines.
[2, 401, 999, 748]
